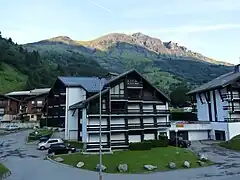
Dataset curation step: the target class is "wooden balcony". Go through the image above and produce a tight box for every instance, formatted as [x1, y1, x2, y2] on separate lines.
[223, 106, 240, 112]
[222, 93, 240, 101]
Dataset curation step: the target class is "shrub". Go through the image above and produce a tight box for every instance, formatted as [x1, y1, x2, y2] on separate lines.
[129, 141, 152, 151]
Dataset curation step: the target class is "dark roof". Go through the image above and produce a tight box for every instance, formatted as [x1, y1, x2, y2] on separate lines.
[69, 88, 110, 110]
[0, 94, 21, 102]
[58, 76, 107, 93]
[187, 71, 240, 95]
[69, 69, 170, 110]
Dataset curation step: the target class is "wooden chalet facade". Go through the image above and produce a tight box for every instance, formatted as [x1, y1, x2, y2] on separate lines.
[0, 94, 20, 121]
[68, 69, 170, 152]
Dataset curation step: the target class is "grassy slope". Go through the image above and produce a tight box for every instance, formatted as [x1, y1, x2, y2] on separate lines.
[54, 146, 212, 173]
[0, 63, 27, 93]
[219, 135, 240, 151]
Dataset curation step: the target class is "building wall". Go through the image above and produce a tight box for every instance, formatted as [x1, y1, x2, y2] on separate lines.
[228, 122, 240, 139]
[65, 87, 86, 140]
[210, 122, 228, 140]
[215, 88, 229, 121]
[196, 93, 209, 121]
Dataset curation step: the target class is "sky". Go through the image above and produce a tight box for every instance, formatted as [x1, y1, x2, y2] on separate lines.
[0, 0, 240, 64]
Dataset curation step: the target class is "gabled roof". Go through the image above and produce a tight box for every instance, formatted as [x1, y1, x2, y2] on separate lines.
[58, 76, 108, 93]
[187, 71, 240, 95]
[6, 88, 50, 96]
[0, 94, 21, 102]
[69, 69, 170, 110]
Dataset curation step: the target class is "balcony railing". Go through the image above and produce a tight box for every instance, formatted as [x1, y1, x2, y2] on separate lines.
[87, 124, 110, 132]
[127, 81, 143, 88]
[223, 106, 240, 112]
[128, 94, 142, 100]
[222, 93, 240, 100]
[111, 140, 128, 147]
[110, 94, 125, 99]
[224, 118, 240, 122]
[86, 142, 110, 149]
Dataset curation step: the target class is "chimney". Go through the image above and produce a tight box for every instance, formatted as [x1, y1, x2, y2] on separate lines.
[234, 64, 240, 73]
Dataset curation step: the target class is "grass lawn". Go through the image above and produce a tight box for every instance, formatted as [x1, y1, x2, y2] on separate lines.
[53, 146, 213, 173]
[0, 163, 9, 176]
[219, 135, 240, 151]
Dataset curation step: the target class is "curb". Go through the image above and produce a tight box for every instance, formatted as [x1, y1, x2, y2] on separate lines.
[0, 171, 11, 180]
[46, 156, 75, 169]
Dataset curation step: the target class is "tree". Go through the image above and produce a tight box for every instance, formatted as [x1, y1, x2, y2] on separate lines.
[170, 83, 191, 108]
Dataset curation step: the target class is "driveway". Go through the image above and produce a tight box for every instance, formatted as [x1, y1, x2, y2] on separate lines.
[0, 131, 239, 180]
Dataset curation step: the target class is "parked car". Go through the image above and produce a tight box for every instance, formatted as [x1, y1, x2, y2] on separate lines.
[169, 137, 191, 148]
[39, 136, 50, 143]
[5, 125, 20, 131]
[37, 138, 63, 150]
[48, 143, 76, 155]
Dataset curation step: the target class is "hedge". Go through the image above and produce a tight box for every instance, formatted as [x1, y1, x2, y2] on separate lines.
[28, 129, 53, 141]
[129, 141, 152, 151]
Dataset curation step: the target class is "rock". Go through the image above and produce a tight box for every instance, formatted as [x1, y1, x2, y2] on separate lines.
[168, 162, 176, 169]
[118, 164, 128, 172]
[144, 164, 157, 171]
[199, 154, 208, 161]
[183, 161, 190, 168]
[96, 164, 106, 171]
[197, 161, 205, 166]
[54, 157, 64, 162]
[76, 162, 85, 168]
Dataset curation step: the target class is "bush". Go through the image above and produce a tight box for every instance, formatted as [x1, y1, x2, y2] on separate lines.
[129, 141, 152, 151]
[28, 129, 53, 141]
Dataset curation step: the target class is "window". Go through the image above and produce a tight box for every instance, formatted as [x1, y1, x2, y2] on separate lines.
[31, 115, 34, 118]
[37, 101, 42, 105]
[32, 101, 35, 104]
[102, 99, 106, 112]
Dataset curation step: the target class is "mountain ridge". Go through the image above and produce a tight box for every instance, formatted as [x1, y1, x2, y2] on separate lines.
[35, 32, 232, 66]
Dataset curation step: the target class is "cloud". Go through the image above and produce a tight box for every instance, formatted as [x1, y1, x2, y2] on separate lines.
[120, 24, 240, 34]
[86, 0, 113, 13]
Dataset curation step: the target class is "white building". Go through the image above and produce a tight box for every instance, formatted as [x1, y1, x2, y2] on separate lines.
[187, 64, 240, 141]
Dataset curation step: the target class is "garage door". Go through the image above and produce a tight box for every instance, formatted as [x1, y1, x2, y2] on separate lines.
[188, 131, 209, 141]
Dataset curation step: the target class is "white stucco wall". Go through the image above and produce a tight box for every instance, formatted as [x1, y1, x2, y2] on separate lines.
[228, 122, 240, 139]
[215, 89, 229, 121]
[65, 87, 86, 140]
[196, 93, 209, 121]
[210, 122, 228, 140]
[144, 134, 155, 140]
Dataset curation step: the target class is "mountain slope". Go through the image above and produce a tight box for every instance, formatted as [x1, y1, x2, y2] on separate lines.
[0, 32, 108, 93]
[24, 32, 233, 93]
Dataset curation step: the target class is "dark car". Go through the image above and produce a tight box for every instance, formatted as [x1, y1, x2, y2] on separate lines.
[48, 143, 76, 155]
[169, 137, 191, 148]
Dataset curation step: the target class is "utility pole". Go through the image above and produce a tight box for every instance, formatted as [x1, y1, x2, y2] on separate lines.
[99, 77, 103, 180]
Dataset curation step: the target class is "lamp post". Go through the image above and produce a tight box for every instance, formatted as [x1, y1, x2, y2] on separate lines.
[175, 129, 179, 154]
[99, 77, 103, 180]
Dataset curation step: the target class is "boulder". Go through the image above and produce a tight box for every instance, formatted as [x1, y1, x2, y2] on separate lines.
[96, 164, 106, 171]
[144, 164, 157, 171]
[199, 154, 208, 161]
[183, 161, 190, 168]
[168, 162, 176, 169]
[118, 164, 128, 172]
[54, 157, 64, 162]
[197, 161, 205, 166]
[76, 162, 85, 168]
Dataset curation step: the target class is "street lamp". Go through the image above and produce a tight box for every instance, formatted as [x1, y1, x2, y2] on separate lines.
[99, 77, 103, 180]
[175, 129, 179, 154]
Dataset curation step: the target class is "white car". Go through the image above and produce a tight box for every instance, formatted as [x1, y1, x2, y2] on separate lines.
[37, 138, 63, 150]
[6, 125, 20, 131]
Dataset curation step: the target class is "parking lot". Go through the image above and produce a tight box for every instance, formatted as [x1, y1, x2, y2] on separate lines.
[0, 130, 240, 180]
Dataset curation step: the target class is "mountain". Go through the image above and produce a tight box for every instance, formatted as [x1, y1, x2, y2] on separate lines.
[24, 32, 233, 93]
[0, 32, 108, 93]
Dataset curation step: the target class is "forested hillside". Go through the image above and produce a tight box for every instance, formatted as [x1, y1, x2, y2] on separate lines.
[0, 32, 107, 93]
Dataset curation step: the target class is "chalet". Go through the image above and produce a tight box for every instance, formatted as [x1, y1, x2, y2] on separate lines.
[187, 64, 240, 141]
[6, 88, 50, 121]
[0, 94, 20, 121]
[43, 69, 170, 152]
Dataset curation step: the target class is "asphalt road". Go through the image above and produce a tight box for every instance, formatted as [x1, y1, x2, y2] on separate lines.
[0, 130, 239, 180]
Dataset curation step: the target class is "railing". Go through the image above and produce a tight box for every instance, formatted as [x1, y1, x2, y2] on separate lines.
[222, 93, 240, 100]
[127, 108, 141, 113]
[110, 94, 125, 99]
[111, 124, 126, 131]
[111, 109, 126, 114]
[128, 94, 142, 100]
[87, 124, 110, 131]
[223, 106, 240, 111]
[224, 118, 240, 122]
[127, 82, 143, 88]
[86, 142, 110, 149]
